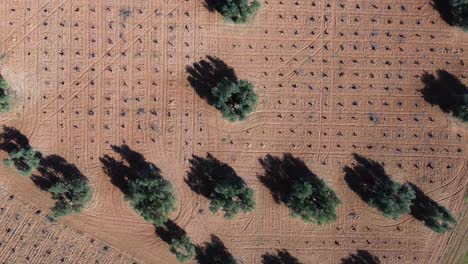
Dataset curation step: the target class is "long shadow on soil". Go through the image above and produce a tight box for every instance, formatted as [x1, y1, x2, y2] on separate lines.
[100, 144, 158, 194]
[155, 219, 187, 244]
[32, 155, 88, 191]
[257, 153, 322, 204]
[432, 0, 456, 26]
[185, 153, 244, 199]
[261, 249, 302, 264]
[420, 70, 467, 113]
[0, 126, 33, 154]
[203, 0, 228, 13]
[186, 56, 237, 105]
[195, 235, 236, 264]
[0, 126, 87, 191]
[343, 154, 393, 204]
[340, 250, 381, 264]
[408, 183, 456, 232]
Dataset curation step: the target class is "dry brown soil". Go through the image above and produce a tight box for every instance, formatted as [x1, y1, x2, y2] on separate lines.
[0, 187, 139, 264]
[0, 0, 467, 263]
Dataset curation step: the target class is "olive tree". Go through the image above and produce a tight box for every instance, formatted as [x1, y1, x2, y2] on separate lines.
[187, 56, 257, 122]
[212, 78, 257, 122]
[344, 154, 416, 220]
[258, 153, 340, 224]
[170, 235, 196, 262]
[186, 154, 255, 219]
[287, 178, 341, 224]
[126, 164, 176, 226]
[49, 175, 93, 220]
[3, 148, 41, 176]
[206, 0, 261, 24]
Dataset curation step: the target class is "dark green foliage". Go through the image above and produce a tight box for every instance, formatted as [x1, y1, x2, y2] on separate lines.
[341, 250, 381, 264]
[262, 249, 302, 264]
[0, 78, 9, 89]
[170, 235, 196, 262]
[344, 154, 415, 220]
[421, 70, 467, 122]
[186, 56, 257, 122]
[1, 126, 40, 177]
[3, 148, 40, 176]
[0, 91, 11, 113]
[212, 78, 257, 121]
[287, 178, 341, 224]
[205, 0, 261, 24]
[209, 172, 255, 219]
[258, 153, 340, 224]
[370, 182, 414, 220]
[49, 175, 92, 220]
[155, 220, 195, 262]
[409, 183, 457, 233]
[195, 235, 237, 264]
[186, 154, 255, 219]
[0, 127, 92, 220]
[450, 0, 468, 29]
[100, 145, 176, 226]
[33, 155, 93, 220]
[0, 76, 11, 113]
[126, 164, 176, 226]
[434, 0, 468, 30]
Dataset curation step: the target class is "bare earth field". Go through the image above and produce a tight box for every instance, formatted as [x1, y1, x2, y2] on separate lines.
[0, 0, 467, 263]
[0, 187, 139, 264]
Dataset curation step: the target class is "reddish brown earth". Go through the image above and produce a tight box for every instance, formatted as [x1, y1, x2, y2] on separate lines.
[0, 0, 467, 263]
[0, 187, 139, 264]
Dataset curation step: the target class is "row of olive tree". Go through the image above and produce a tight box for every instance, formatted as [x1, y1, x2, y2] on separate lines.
[0, 126, 92, 220]
[205, 0, 261, 24]
[345, 154, 457, 233]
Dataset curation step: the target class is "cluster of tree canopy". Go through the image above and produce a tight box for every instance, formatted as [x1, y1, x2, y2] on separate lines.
[0, 76, 11, 113]
[345, 154, 457, 233]
[205, 0, 261, 24]
[434, 0, 468, 30]
[1, 127, 92, 220]
[421, 70, 467, 123]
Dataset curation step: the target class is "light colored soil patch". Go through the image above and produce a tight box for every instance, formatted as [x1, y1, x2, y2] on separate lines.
[0, 0, 467, 263]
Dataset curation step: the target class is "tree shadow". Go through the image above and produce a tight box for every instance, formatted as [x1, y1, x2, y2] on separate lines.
[100, 144, 158, 194]
[155, 219, 187, 244]
[32, 155, 88, 191]
[408, 183, 456, 233]
[343, 154, 393, 204]
[186, 56, 237, 105]
[195, 234, 236, 264]
[420, 70, 467, 113]
[258, 153, 321, 204]
[203, 0, 225, 13]
[185, 153, 243, 199]
[111, 144, 151, 172]
[432, 0, 456, 26]
[0, 126, 32, 154]
[261, 249, 302, 264]
[340, 250, 381, 264]
[100, 154, 130, 193]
